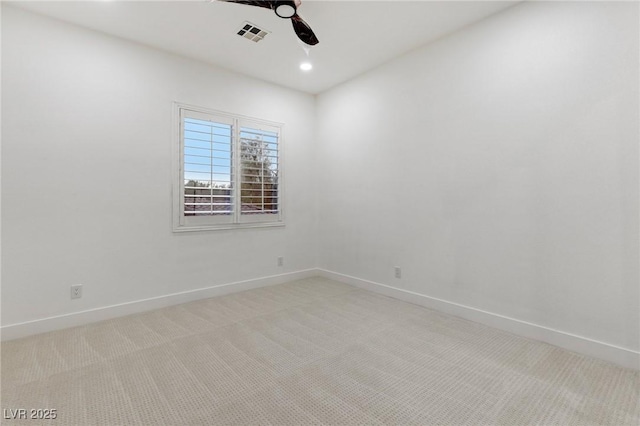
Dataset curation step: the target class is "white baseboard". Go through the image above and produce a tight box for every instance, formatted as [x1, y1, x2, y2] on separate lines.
[1, 269, 317, 341]
[317, 269, 640, 371]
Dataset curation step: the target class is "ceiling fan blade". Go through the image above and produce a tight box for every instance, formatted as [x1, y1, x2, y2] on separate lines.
[217, 0, 274, 11]
[291, 14, 319, 46]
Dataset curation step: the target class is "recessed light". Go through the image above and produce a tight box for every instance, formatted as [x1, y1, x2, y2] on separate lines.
[300, 62, 313, 71]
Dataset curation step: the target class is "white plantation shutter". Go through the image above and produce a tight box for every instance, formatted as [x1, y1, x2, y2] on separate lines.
[180, 109, 235, 227]
[238, 122, 280, 223]
[174, 105, 283, 231]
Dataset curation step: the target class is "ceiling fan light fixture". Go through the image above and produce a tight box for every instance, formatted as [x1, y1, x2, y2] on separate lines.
[275, 1, 296, 18]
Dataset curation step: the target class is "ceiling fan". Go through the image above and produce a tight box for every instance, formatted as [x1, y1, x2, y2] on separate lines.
[219, 0, 319, 46]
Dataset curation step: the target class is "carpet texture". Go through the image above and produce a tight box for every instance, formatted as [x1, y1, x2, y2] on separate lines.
[2, 277, 639, 425]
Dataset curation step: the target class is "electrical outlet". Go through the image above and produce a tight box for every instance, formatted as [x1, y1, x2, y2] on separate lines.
[71, 284, 82, 299]
[394, 267, 401, 279]
[277, 256, 284, 267]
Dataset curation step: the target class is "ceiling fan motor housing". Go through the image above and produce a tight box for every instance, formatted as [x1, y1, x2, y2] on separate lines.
[275, 0, 297, 18]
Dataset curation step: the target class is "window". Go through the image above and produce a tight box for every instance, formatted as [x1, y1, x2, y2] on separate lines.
[173, 104, 283, 231]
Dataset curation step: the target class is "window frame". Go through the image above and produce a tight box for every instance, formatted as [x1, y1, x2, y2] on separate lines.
[172, 102, 284, 232]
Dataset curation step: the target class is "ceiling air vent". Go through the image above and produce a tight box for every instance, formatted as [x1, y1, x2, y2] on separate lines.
[237, 22, 270, 43]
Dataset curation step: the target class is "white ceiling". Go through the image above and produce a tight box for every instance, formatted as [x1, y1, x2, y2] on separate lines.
[10, 0, 518, 94]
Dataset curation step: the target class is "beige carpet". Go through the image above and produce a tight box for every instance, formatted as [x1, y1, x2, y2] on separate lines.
[2, 277, 639, 425]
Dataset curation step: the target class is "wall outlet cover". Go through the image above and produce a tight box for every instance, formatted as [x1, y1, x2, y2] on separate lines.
[71, 285, 82, 299]
[394, 267, 401, 279]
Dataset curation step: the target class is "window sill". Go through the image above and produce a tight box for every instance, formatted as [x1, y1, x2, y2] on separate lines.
[172, 221, 285, 233]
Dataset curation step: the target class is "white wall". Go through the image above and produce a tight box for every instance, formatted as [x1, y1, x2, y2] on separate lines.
[316, 1, 639, 354]
[1, 6, 317, 328]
